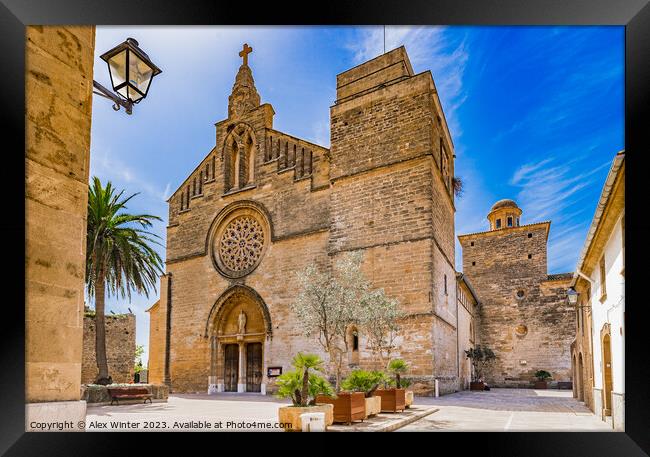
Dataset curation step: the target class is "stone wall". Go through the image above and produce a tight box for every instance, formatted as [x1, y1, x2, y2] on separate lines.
[459, 222, 575, 387]
[82, 314, 136, 384]
[25, 25, 95, 403]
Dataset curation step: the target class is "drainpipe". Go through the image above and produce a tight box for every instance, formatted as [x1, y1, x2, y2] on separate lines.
[164, 273, 173, 390]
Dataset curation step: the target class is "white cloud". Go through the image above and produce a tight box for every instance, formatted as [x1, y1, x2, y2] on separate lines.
[346, 26, 470, 140]
[509, 156, 611, 272]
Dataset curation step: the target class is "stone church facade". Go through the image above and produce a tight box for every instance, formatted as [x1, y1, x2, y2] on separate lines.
[458, 200, 575, 387]
[148, 45, 461, 395]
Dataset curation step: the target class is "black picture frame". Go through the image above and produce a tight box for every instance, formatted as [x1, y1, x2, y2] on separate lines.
[4, 0, 649, 454]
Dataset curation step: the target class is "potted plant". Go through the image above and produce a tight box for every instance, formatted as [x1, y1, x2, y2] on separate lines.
[534, 370, 552, 389]
[375, 359, 408, 412]
[465, 345, 496, 391]
[276, 353, 335, 431]
[340, 370, 385, 418]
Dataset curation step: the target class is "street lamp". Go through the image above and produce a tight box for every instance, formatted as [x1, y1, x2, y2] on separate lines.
[93, 37, 162, 115]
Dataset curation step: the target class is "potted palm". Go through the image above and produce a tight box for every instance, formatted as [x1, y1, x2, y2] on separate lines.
[465, 345, 496, 391]
[375, 359, 408, 413]
[276, 353, 335, 431]
[534, 370, 552, 389]
[340, 370, 385, 418]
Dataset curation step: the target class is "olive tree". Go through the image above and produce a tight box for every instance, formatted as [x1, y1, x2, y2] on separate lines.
[290, 252, 368, 391]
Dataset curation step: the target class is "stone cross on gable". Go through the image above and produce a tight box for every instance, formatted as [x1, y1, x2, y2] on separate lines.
[239, 43, 252, 66]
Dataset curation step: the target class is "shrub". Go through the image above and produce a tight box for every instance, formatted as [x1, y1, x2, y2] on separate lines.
[341, 370, 386, 398]
[535, 370, 552, 381]
[275, 353, 334, 406]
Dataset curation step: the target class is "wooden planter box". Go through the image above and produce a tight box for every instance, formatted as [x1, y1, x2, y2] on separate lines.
[375, 388, 406, 413]
[534, 381, 548, 389]
[364, 395, 381, 418]
[470, 381, 486, 391]
[315, 392, 366, 424]
[278, 404, 333, 431]
[405, 391, 414, 408]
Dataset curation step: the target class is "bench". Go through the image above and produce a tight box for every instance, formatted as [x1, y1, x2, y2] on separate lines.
[108, 387, 153, 405]
[557, 381, 573, 390]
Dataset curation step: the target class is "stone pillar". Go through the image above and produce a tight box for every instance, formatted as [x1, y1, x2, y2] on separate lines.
[208, 336, 217, 394]
[25, 25, 96, 431]
[237, 342, 246, 393]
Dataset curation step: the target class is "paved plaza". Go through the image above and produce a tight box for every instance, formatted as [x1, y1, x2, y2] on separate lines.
[398, 388, 614, 432]
[84, 388, 613, 432]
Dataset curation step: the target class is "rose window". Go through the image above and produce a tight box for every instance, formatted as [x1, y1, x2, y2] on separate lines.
[218, 216, 265, 273]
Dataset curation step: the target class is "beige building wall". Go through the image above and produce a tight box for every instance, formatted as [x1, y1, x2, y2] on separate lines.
[456, 274, 479, 390]
[26, 26, 95, 404]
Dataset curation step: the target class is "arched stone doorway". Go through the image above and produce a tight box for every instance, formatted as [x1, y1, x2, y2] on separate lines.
[578, 353, 585, 401]
[572, 353, 578, 399]
[601, 325, 613, 416]
[205, 285, 272, 394]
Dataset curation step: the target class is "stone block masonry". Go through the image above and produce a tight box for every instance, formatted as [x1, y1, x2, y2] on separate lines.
[149, 45, 465, 396]
[82, 314, 136, 384]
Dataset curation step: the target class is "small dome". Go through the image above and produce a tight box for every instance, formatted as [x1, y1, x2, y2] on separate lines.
[490, 199, 519, 211]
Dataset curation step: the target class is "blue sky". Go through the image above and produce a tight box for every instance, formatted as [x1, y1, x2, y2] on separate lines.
[89, 26, 624, 365]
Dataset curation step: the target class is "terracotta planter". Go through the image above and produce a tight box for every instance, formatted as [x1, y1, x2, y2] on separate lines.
[277, 404, 333, 432]
[534, 380, 548, 389]
[405, 391, 414, 408]
[364, 395, 381, 418]
[375, 388, 406, 413]
[470, 381, 485, 391]
[315, 392, 366, 424]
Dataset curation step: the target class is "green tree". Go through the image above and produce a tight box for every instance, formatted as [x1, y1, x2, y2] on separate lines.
[85, 177, 164, 385]
[134, 345, 145, 374]
[465, 345, 497, 382]
[387, 359, 409, 388]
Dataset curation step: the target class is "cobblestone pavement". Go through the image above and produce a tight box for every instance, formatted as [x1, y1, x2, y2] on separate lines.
[397, 388, 614, 432]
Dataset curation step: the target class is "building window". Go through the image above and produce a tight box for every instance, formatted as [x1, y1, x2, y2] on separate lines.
[599, 256, 607, 300]
[444, 274, 448, 295]
[470, 241, 474, 246]
[353, 332, 359, 351]
[527, 254, 532, 259]
[528, 233, 532, 238]
[496, 218, 502, 229]
[507, 216, 513, 227]
[472, 261, 476, 266]
[516, 217, 520, 226]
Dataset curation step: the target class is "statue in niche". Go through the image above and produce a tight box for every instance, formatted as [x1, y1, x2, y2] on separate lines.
[238, 309, 247, 335]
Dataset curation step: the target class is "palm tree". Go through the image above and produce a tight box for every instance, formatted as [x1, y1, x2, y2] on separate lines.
[292, 353, 325, 406]
[85, 177, 164, 385]
[387, 359, 409, 388]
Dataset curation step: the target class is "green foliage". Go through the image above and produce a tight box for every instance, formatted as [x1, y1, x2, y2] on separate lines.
[387, 359, 409, 388]
[465, 345, 497, 382]
[341, 370, 386, 398]
[275, 353, 332, 406]
[399, 378, 412, 389]
[535, 370, 552, 381]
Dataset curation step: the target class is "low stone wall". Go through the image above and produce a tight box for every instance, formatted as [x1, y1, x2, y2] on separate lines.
[81, 384, 169, 405]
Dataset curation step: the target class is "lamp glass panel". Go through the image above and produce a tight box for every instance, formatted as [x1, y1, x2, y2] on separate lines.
[127, 86, 143, 102]
[117, 85, 128, 99]
[107, 50, 127, 90]
[128, 52, 154, 96]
